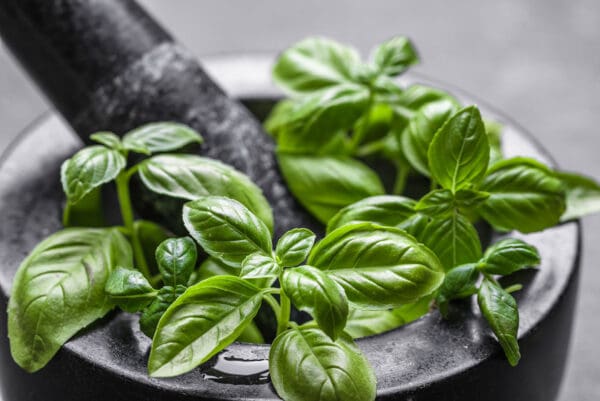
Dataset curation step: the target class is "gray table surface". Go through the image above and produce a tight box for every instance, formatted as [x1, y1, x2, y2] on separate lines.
[1, 1, 599, 399]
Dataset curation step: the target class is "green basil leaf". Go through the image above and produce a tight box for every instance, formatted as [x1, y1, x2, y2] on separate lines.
[138, 154, 273, 232]
[277, 84, 370, 153]
[270, 327, 376, 401]
[327, 195, 416, 233]
[372, 36, 418, 77]
[156, 237, 197, 287]
[89, 132, 121, 149]
[105, 267, 156, 312]
[479, 238, 540, 275]
[478, 157, 566, 233]
[278, 153, 385, 223]
[148, 276, 263, 377]
[134, 220, 171, 276]
[139, 284, 186, 338]
[477, 278, 521, 366]
[240, 253, 280, 280]
[485, 119, 504, 164]
[395, 84, 458, 111]
[556, 171, 600, 221]
[61, 145, 126, 204]
[122, 122, 202, 154]
[275, 228, 316, 267]
[308, 223, 444, 309]
[273, 37, 361, 95]
[401, 99, 458, 176]
[344, 308, 405, 338]
[416, 188, 489, 218]
[437, 263, 479, 304]
[264, 99, 297, 137]
[428, 106, 490, 192]
[62, 186, 106, 227]
[391, 295, 432, 323]
[283, 266, 349, 340]
[236, 321, 265, 344]
[183, 196, 273, 267]
[195, 257, 238, 283]
[404, 212, 482, 271]
[8, 228, 132, 372]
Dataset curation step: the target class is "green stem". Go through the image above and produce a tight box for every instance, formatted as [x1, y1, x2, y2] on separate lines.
[430, 179, 439, 192]
[393, 164, 409, 195]
[263, 293, 282, 330]
[116, 173, 151, 279]
[277, 290, 291, 335]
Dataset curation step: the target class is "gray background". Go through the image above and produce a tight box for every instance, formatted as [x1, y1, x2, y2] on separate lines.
[0, 0, 598, 399]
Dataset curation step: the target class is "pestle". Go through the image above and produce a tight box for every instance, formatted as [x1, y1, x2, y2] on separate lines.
[0, 0, 320, 238]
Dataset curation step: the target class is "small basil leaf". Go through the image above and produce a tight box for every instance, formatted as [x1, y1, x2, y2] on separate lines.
[556, 171, 600, 221]
[395, 84, 459, 111]
[479, 238, 540, 275]
[270, 327, 376, 401]
[404, 212, 482, 271]
[283, 266, 349, 340]
[401, 99, 459, 176]
[485, 119, 504, 164]
[308, 223, 444, 309]
[138, 154, 273, 232]
[437, 263, 479, 305]
[8, 228, 132, 372]
[183, 196, 273, 267]
[156, 237, 197, 287]
[122, 122, 202, 154]
[372, 36, 418, 77]
[105, 267, 156, 312]
[134, 220, 171, 276]
[148, 276, 263, 377]
[62, 186, 105, 227]
[61, 145, 126, 204]
[327, 195, 416, 233]
[428, 106, 490, 192]
[272, 37, 361, 95]
[278, 153, 385, 223]
[89, 132, 121, 149]
[277, 84, 370, 153]
[477, 278, 521, 366]
[478, 157, 566, 233]
[275, 228, 316, 267]
[240, 253, 280, 280]
[139, 285, 186, 338]
[344, 308, 405, 338]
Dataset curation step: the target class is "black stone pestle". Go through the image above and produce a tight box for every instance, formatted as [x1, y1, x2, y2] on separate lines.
[0, 0, 320, 238]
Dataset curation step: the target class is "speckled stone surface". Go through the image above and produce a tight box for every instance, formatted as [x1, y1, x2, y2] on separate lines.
[0, 62, 581, 399]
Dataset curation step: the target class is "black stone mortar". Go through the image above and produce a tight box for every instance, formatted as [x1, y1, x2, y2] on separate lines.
[0, 55, 580, 401]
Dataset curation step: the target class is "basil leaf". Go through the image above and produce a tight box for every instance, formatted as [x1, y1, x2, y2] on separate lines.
[61, 145, 126, 204]
[156, 237, 197, 287]
[134, 220, 171, 276]
[395, 84, 458, 111]
[401, 99, 458, 176]
[90, 132, 121, 149]
[8, 228, 132, 372]
[139, 285, 186, 338]
[437, 263, 479, 305]
[264, 98, 297, 137]
[372, 36, 418, 77]
[122, 122, 202, 154]
[283, 266, 349, 340]
[308, 223, 444, 309]
[195, 257, 238, 283]
[148, 276, 263, 377]
[327, 195, 416, 233]
[236, 321, 265, 344]
[270, 327, 376, 401]
[277, 84, 370, 153]
[240, 253, 280, 280]
[416, 188, 489, 218]
[479, 238, 540, 275]
[275, 228, 316, 267]
[556, 171, 600, 221]
[428, 106, 490, 192]
[477, 278, 521, 366]
[405, 212, 482, 271]
[344, 308, 405, 338]
[62, 186, 105, 227]
[183, 196, 273, 267]
[278, 153, 385, 223]
[478, 157, 566, 233]
[138, 154, 273, 232]
[391, 295, 432, 323]
[485, 119, 504, 164]
[273, 37, 361, 95]
[105, 267, 156, 312]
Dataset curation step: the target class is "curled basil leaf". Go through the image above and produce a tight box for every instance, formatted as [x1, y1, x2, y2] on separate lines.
[479, 238, 540, 275]
[275, 228, 316, 267]
[90, 132, 121, 149]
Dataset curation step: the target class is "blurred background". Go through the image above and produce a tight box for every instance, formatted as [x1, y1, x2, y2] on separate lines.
[0, 1, 598, 399]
